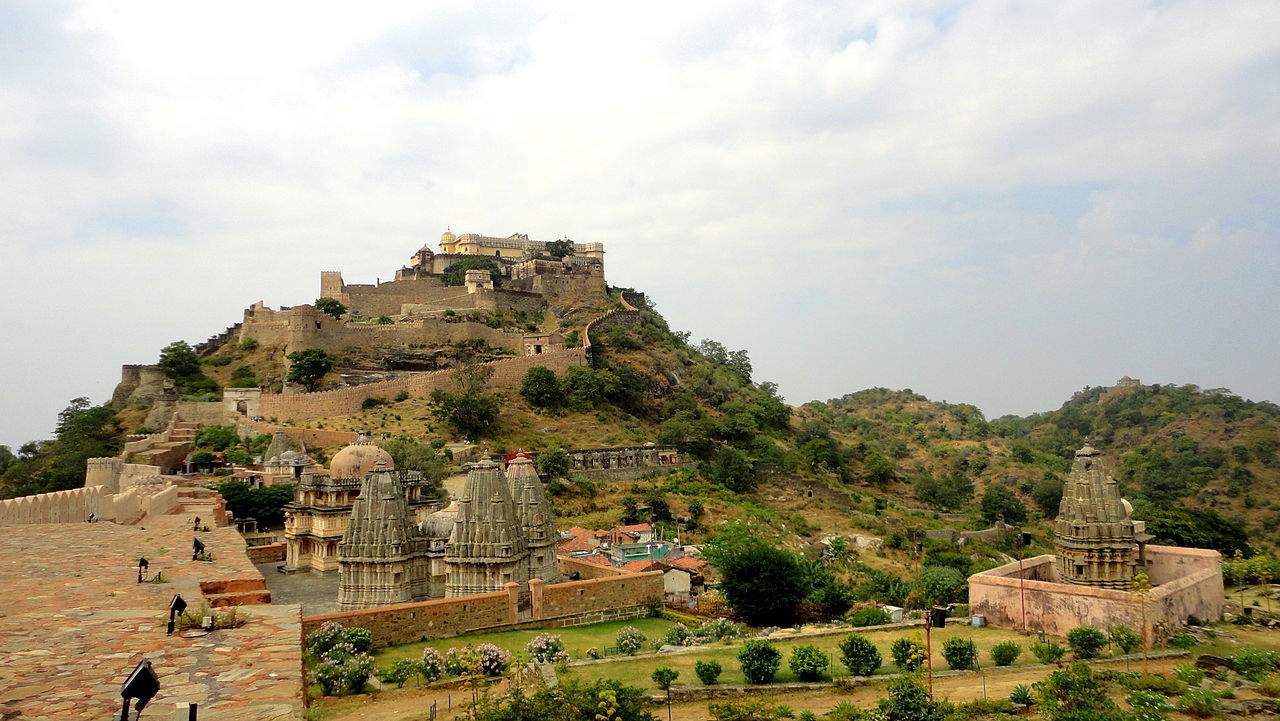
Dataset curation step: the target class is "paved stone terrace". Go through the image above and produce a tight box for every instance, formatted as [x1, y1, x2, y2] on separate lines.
[0, 515, 304, 720]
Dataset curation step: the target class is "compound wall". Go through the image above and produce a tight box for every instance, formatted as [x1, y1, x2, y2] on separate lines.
[301, 561, 662, 647]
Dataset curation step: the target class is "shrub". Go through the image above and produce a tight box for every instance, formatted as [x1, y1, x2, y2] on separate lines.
[878, 675, 946, 721]
[239, 336, 258, 352]
[913, 565, 967, 606]
[695, 659, 723, 685]
[1032, 640, 1067, 665]
[615, 626, 646, 655]
[419, 648, 444, 682]
[891, 636, 927, 672]
[1259, 675, 1280, 698]
[699, 617, 744, 641]
[788, 645, 830, 681]
[526, 633, 569, 664]
[941, 637, 978, 671]
[361, 397, 387, 410]
[305, 622, 372, 659]
[1176, 688, 1222, 718]
[1128, 689, 1175, 721]
[838, 633, 882, 677]
[990, 641, 1021, 667]
[376, 658, 420, 688]
[662, 623, 694, 647]
[443, 647, 469, 676]
[708, 700, 793, 721]
[313, 643, 373, 696]
[847, 606, 890, 627]
[1109, 625, 1142, 655]
[475, 643, 511, 676]
[1173, 663, 1204, 686]
[1121, 673, 1186, 696]
[1038, 663, 1121, 721]
[1232, 647, 1280, 681]
[738, 640, 782, 684]
[393, 390, 409, 402]
[1009, 684, 1035, 706]
[1167, 631, 1197, 649]
[1066, 626, 1107, 659]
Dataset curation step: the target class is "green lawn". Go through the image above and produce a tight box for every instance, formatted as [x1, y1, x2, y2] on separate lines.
[566, 625, 1039, 689]
[373, 616, 679, 667]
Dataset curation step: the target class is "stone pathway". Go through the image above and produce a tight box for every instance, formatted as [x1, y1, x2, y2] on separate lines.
[0, 516, 304, 720]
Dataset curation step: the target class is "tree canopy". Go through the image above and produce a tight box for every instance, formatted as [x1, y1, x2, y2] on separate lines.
[286, 349, 335, 391]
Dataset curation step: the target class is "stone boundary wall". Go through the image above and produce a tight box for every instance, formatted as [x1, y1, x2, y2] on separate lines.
[1145, 545, 1221, 585]
[240, 303, 527, 355]
[584, 308, 644, 354]
[301, 564, 662, 647]
[246, 541, 287, 564]
[242, 422, 360, 449]
[968, 550, 1224, 637]
[260, 348, 587, 421]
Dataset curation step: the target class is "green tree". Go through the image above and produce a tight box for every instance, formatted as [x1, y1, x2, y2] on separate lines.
[442, 259, 502, 287]
[286, 349, 335, 391]
[710, 446, 756, 492]
[651, 667, 678, 721]
[158, 341, 220, 396]
[378, 436, 448, 490]
[229, 365, 258, 387]
[703, 526, 809, 625]
[878, 675, 946, 721]
[429, 360, 500, 438]
[537, 447, 570, 478]
[0, 398, 122, 499]
[195, 425, 239, 451]
[863, 447, 896, 485]
[1038, 663, 1126, 721]
[788, 645, 830, 681]
[521, 366, 564, 411]
[913, 469, 973, 511]
[545, 239, 575, 258]
[1031, 473, 1064, 515]
[1066, 626, 1107, 660]
[980, 483, 1028, 524]
[214, 480, 295, 527]
[314, 297, 347, 318]
[838, 633, 882, 676]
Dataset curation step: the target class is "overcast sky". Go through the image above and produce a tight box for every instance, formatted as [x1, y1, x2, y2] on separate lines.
[2, 1, 1278, 448]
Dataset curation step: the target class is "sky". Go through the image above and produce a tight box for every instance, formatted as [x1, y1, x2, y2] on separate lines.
[1, 0, 1278, 448]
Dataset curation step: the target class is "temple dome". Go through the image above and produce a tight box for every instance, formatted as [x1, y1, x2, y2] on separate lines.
[330, 437, 394, 479]
[440, 229, 456, 245]
[419, 504, 458, 539]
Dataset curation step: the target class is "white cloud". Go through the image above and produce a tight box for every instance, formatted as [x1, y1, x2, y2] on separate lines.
[1, 0, 1278, 445]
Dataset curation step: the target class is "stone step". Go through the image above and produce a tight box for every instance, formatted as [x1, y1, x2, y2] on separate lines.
[200, 578, 268, 595]
[206, 589, 272, 607]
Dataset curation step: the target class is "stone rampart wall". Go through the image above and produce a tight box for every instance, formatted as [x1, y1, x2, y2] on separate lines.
[300, 561, 662, 647]
[0, 486, 110, 526]
[241, 303, 527, 355]
[242, 422, 359, 449]
[260, 349, 587, 421]
[1145, 545, 1221, 586]
[174, 400, 233, 426]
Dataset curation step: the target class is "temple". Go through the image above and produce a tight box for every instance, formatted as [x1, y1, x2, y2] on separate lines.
[1053, 446, 1145, 589]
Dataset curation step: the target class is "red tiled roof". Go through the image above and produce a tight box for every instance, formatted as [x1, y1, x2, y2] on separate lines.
[667, 556, 707, 571]
[621, 560, 662, 573]
[558, 536, 597, 554]
[615, 523, 653, 533]
[575, 554, 614, 568]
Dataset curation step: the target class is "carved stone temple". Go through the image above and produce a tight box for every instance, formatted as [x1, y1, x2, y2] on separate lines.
[336, 453, 560, 610]
[1053, 445, 1143, 589]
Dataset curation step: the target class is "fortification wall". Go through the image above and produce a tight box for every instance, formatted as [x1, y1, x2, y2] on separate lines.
[240, 303, 526, 355]
[1145, 545, 1221, 586]
[300, 563, 662, 647]
[259, 348, 587, 421]
[174, 400, 234, 426]
[242, 422, 359, 449]
[0, 486, 111, 526]
[472, 288, 546, 316]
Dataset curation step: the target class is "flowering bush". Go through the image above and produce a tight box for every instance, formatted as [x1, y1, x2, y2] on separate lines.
[890, 636, 926, 672]
[475, 643, 512, 677]
[305, 622, 373, 659]
[616, 626, 647, 656]
[663, 623, 694, 647]
[698, 618, 744, 642]
[313, 642, 374, 696]
[444, 647, 470, 677]
[526, 634, 569, 664]
[376, 659, 419, 688]
[420, 648, 445, 682]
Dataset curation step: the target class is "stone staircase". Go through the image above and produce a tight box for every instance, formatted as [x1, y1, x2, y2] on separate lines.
[169, 420, 200, 443]
[200, 578, 272, 607]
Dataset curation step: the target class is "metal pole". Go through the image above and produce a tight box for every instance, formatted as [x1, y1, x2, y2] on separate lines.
[120, 698, 130, 721]
[1019, 556, 1027, 634]
[925, 614, 933, 699]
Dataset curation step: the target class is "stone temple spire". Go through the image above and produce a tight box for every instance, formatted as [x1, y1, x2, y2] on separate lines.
[337, 463, 430, 610]
[444, 459, 529, 597]
[506, 453, 561, 584]
[1053, 446, 1138, 589]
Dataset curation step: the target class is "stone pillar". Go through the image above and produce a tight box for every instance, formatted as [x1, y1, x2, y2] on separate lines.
[504, 581, 521, 624]
[529, 578, 545, 621]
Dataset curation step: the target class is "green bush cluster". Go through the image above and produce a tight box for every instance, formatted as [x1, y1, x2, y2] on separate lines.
[990, 640, 1021, 667]
[737, 640, 782, 684]
[838, 633, 882, 677]
[1066, 626, 1107, 660]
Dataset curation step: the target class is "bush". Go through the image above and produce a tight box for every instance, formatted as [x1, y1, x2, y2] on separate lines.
[1176, 688, 1222, 718]
[878, 675, 946, 721]
[526, 633, 569, 664]
[890, 636, 927, 672]
[1121, 673, 1186, 696]
[1032, 640, 1067, 665]
[1010, 684, 1035, 706]
[788, 645, 830, 681]
[708, 700, 793, 721]
[1038, 663, 1121, 721]
[520, 366, 565, 411]
[239, 336, 258, 352]
[990, 641, 1021, 667]
[913, 566, 967, 606]
[1066, 626, 1107, 659]
[846, 606, 890, 627]
[585, 647, 602, 660]
[361, 397, 387, 410]
[1109, 625, 1142, 655]
[615, 626, 646, 655]
[941, 637, 978, 671]
[699, 617, 744, 642]
[1128, 689, 1175, 721]
[1231, 647, 1280, 681]
[1167, 631, 1197, 650]
[695, 659, 723, 685]
[419, 648, 444, 682]
[312, 642, 373, 696]
[1173, 664, 1204, 686]
[738, 640, 782, 684]
[1259, 675, 1280, 698]
[376, 658, 420, 688]
[838, 633, 882, 677]
[475, 643, 511, 676]
[305, 622, 373, 659]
